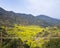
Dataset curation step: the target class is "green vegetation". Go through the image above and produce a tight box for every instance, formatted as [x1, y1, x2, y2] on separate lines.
[0, 25, 60, 48]
[43, 38, 60, 48]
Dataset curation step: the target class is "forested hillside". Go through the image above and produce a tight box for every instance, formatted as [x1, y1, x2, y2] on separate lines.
[0, 7, 60, 48]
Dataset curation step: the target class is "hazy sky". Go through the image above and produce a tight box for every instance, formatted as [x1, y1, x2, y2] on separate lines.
[0, 0, 60, 19]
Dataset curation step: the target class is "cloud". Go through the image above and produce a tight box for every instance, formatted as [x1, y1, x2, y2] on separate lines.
[24, 0, 55, 16]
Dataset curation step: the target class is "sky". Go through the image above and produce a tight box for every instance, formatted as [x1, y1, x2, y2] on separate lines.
[0, 0, 60, 19]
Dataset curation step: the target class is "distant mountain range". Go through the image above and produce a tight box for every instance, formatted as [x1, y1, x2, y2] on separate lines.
[0, 7, 60, 27]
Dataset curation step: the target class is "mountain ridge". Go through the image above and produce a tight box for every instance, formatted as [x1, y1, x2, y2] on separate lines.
[0, 7, 60, 27]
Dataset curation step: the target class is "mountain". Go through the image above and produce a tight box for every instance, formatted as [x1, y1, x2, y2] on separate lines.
[0, 7, 60, 27]
[36, 15, 60, 26]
